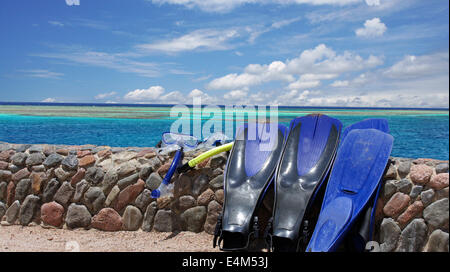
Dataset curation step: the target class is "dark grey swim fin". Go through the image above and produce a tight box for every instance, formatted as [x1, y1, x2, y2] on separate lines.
[213, 122, 287, 251]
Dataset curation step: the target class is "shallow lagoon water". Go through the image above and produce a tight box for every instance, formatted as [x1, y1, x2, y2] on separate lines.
[0, 105, 448, 160]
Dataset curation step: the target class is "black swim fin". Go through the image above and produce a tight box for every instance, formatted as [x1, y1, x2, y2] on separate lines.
[213, 122, 287, 251]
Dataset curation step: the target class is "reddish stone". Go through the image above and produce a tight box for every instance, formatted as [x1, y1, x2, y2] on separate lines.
[77, 150, 91, 158]
[157, 195, 173, 209]
[397, 201, 424, 227]
[0, 161, 8, 170]
[136, 149, 156, 158]
[197, 188, 215, 206]
[6, 181, 15, 206]
[157, 162, 171, 176]
[12, 168, 30, 183]
[428, 173, 449, 190]
[197, 157, 210, 169]
[56, 149, 69, 156]
[70, 168, 86, 186]
[79, 155, 96, 168]
[97, 149, 112, 158]
[383, 192, 411, 217]
[30, 172, 47, 194]
[410, 164, 433, 185]
[214, 189, 224, 205]
[114, 179, 145, 212]
[0, 150, 14, 162]
[41, 201, 64, 227]
[92, 208, 123, 231]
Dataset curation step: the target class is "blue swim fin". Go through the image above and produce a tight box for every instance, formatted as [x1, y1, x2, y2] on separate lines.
[306, 128, 393, 252]
[213, 122, 287, 251]
[266, 114, 342, 252]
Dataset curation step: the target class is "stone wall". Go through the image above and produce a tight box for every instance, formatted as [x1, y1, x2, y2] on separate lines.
[0, 142, 448, 252]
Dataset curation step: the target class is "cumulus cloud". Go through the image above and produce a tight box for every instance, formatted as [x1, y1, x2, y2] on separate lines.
[95, 91, 117, 100]
[208, 44, 382, 90]
[42, 98, 56, 103]
[124, 86, 165, 101]
[356, 17, 387, 37]
[383, 53, 449, 79]
[330, 80, 349, 87]
[365, 0, 380, 6]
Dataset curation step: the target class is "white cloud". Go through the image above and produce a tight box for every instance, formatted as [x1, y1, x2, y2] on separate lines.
[42, 98, 56, 103]
[95, 91, 117, 100]
[356, 17, 387, 37]
[150, 0, 361, 13]
[124, 86, 165, 101]
[136, 29, 240, 53]
[365, 0, 380, 6]
[330, 80, 349, 87]
[48, 21, 64, 27]
[383, 53, 449, 79]
[19, 69, 64, 79]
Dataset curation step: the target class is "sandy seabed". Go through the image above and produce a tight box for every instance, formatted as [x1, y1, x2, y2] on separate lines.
[0, 225, 220, 252]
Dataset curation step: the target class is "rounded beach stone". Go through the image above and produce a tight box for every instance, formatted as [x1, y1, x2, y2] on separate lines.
[73, 179, 90, 203]
[30, 172, 47, 195]
[145, 172, 162, 191]
[122, 205, 143, 231]
[31, 165, 45, 172]
[383, 163, 397, 180]
[409, 185, 423, 199]
[117, 162, 136, 178]
[0, 201, 6, 220]
[83, 186, 105, 214]
[10, 153, 28, 166]
[197, 188, 215, 206]
[397, 200, 424, 227]
[117, 173, 139, 190]
[55, 167, 72, 182]
[0, 150, 15, 162]
[105, 185, 120, 207]
[435, 163, 449, 174]
[393, 179, 413, 194]
[424, 229, 449, 252]
[101, 169, 118, 195]
[62, 155, 79, 171]
[77, 150, 91, 158]
[79, 155, 96, 168]
[115, 179, 145, 212]
[134, 189, 152, 212]
[12, 168, 30, 183]
[153, 210, 175, 232]
[397, 161, 412, 178]
[19, 195, 40, 226]
[8, 164, 20, 173]
[410, 164, 433, 185]
[178, 195, 196, 211]
[420, 189, 435, 206]
[25, 152, 45, 166]
[5, 200, 20, 224]
[41, 201, 64, 227]
[396, 219, 427, 252]
[379, 218, 401, 252]
[139, 165, 152, 181]
[53, 181, 75, 208]
[204, 200, 222, 235]
[209, 174, 224, 190]
[180, 206, 207, 233]
[0, 170, 12, 182]
[0, 182, 6, 202]
[92, 208, 122, 231]
[423, 198, 449, 229]
[428, 173, 449, 190]
[70, 168, 86, 186]
[214, 189, 224, 205]
[142, 201, 157, 232]
[156, 195, 173, 209]
[383, 192, 410, 217]
[85, 167, 104, 185]
[210, 154, 227, 169]
[0, 161, 8, 170]
[6, 181, 15, 206]
[14, 178, 31, 202]
[43, 153, 64, 168]
[28, 145, 43, 153]
[66, 203, 92, 229]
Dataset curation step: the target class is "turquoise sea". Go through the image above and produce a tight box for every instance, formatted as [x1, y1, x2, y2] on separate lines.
[0, 103, 448, 160]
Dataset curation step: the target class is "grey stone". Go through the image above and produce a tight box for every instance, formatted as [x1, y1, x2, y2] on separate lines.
[73, 180, 89, 203]
[105, 185, 120, 207]
[435, 163, 449, 174]
[153, 210, 175, 232]
[43, 153, 64, 168]
[53, 181, 74, 207]
[66, 203, 91, 229]
[210, 154, 227, 169]
[145, 172, 162, 191]
[393, 179, 413, 194]
[134, 189, 152, 212]
[142, 201, 157, 232]
[397, 161, 412, 178]
[209, 174, 223, 190]
[10, 153, 27, 166]
[28, 145, 43, 153]
[396, 219, 428, 252]
[384, 163, 397, 180]
[423, 198, 449, 229]
[421, 189, 435, 206]
[19, 195, 40, 225]
[379, 218, 401, 252]
[117, 173, 139, 190]
[0, 144, 12, 152]
[147, 157, 162, 171]
[14, 178, 31, 202]
[16, 144, 31, 153]
[424, 229, 449, 252]
[192, 174, 209, 197]
[83, 186, 105, 214]
[62, 155, 78, 171]
[0, 201, 7, 220]
[101, 169, 118, 195]
[0, 170, 12, 182]
[435, 187, 449, 201]
[173, 174, 192, 198]
[409, 185, 423, 199]
[179, 195, 196, 212]
[180, 206, 207, 233]
[0, 182, 6, 202]
[42, 178, 60, 203]
[85, 167, 104, 185]
[55, 167, 73, 182]
[122, 205, 143, 231]
[8, 164, 20, 173]
[31, 165, 45, 172]
[117, 162, 136, 178]
[139, 165, 152, 181]
[25, 152, 46, 166]
[5, 200, 20, 224]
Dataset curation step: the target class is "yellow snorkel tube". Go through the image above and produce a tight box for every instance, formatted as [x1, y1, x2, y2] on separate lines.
[177, 142, 233, 173]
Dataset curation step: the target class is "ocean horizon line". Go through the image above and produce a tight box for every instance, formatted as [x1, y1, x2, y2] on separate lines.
[0, 101, 448, 111]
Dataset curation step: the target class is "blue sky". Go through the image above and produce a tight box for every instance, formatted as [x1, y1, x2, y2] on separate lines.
[0, 0, 448, 107]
